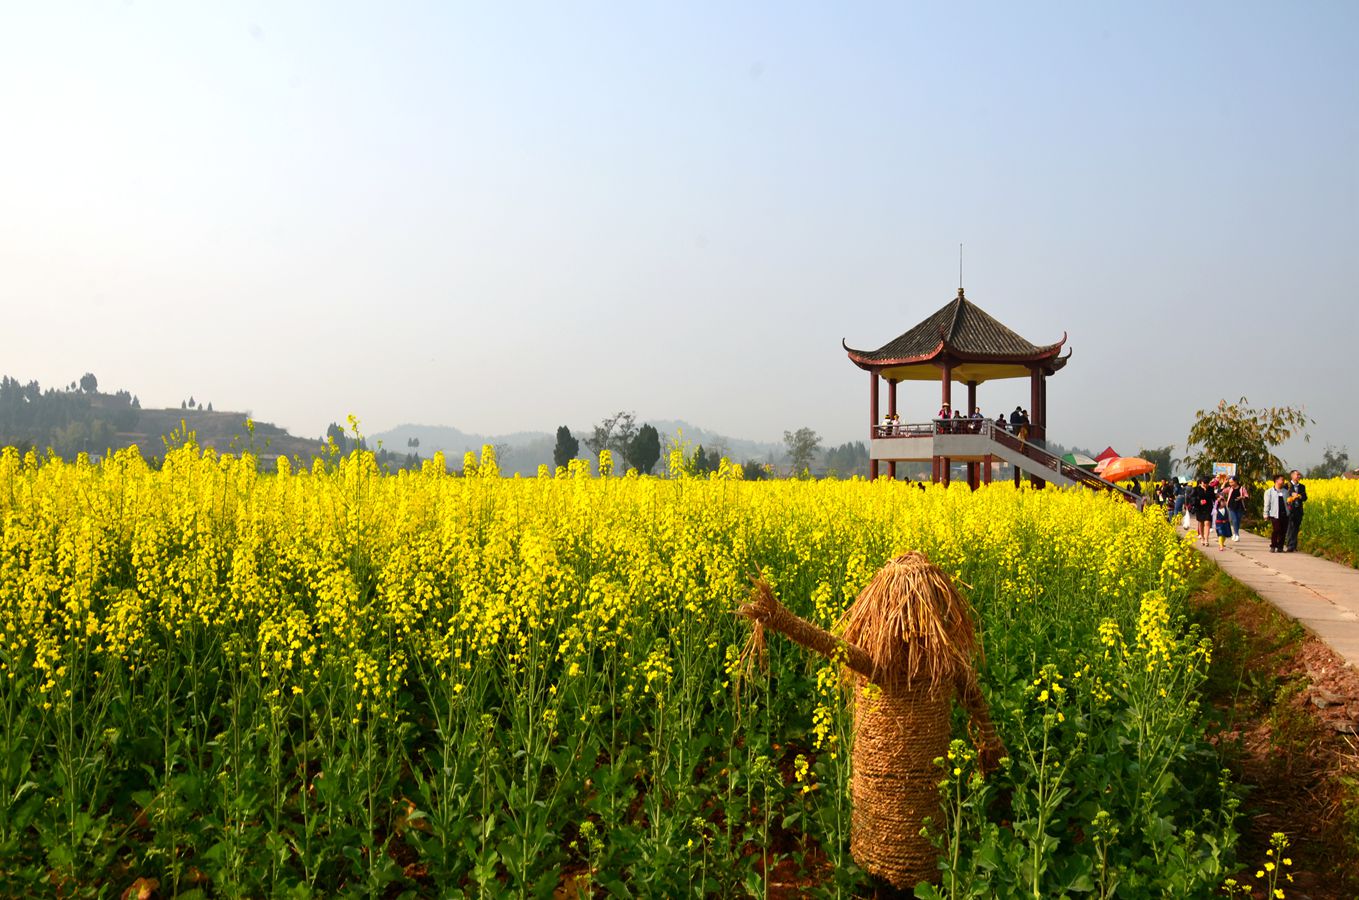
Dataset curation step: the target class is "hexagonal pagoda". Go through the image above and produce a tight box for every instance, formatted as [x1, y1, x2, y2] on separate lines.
[845, 288, 1099, 489]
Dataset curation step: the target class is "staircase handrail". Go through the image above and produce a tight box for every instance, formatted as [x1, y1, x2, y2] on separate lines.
[980, 422, 1139, 501]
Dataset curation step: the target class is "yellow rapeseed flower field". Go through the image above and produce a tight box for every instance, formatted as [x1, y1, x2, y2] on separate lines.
[1290, 477, 1359, 567]
[0, 444, 1237, 897]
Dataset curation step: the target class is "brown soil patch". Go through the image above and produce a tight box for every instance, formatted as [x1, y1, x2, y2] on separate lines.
[1193, 569, 1359, 899]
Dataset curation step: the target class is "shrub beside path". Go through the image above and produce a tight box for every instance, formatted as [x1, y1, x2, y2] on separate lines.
[1183, 525, 1359, 668]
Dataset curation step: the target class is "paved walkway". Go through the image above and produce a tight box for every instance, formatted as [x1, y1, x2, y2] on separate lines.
[1182, 525, 1359, 669]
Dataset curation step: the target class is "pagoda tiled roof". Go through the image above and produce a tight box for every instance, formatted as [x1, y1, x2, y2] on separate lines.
[844, 289, 1066, 367]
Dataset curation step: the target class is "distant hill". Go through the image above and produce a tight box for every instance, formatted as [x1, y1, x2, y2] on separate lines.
[0, 374, 843, 476]
[121, 407, 323, 462]
[371, 420, 786, 476]
[0, 375, 322, 462]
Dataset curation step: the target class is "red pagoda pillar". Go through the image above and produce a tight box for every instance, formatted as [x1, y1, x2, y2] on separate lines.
[1029, 366, 1045, 489]
[887, 379, 898, 480]
[1039, 372, 1048, 442]
[938, 362, 953, 485]
[869, 371, 880, 481]
[965, 380, 978, 487]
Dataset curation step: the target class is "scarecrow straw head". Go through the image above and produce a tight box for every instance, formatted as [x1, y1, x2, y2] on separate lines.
[838, 551, 978, 689]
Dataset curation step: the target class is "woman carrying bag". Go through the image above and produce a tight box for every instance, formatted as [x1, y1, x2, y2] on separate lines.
[1223, 476, 1248, 542]
[1190, 478, 1216, 546]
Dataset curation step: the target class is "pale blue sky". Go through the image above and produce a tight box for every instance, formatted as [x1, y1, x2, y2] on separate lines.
[2, 3, 1355, 465]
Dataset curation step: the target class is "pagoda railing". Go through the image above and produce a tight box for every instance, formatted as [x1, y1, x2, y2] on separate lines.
[982, 423, 1124, 491]
[872, 419, 1139, 502]
[871, 421, 935, 438]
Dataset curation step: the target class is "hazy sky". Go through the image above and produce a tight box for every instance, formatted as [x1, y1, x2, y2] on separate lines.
[3, 3, 1356, 466]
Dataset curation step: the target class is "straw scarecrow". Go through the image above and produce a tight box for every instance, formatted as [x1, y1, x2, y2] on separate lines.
[738, 551, 1003, 892]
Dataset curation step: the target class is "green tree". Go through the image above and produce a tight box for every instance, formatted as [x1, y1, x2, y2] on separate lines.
[325, 422, 350, 454]
[627, 424, 661, 474]
[553, 426, 580, 468]
[823, 441, 869, 479]
[1308, 444, 1350, 479]
[1138, 445, 1178, 478]
[1184, 397, 1311, 485]
[79, 372, 98, 393]
[609, 413, 637, 465]
[741, 458, 769, 481]
[783, 427, 822, 476]
[693, 445, 711, 475]
[585, 411, 635, 464]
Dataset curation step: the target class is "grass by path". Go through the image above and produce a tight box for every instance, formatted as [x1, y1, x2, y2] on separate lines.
[1190, 565, 1359, 899]
[1248, 519, 1359, 569]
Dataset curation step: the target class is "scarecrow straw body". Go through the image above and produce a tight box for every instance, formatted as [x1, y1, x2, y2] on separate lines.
[747, 552, 999, 890]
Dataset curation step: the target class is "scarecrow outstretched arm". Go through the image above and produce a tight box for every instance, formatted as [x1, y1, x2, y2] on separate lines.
[740, 582, 877, 678]
[956, 669, 1005, 770]
[764, 605, 878, 678]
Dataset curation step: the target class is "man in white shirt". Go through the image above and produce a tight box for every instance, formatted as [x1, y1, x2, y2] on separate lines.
[1262, 474, 1290, 553]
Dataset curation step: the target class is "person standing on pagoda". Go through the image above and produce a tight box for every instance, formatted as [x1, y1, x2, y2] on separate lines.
[936, 402, 952, 434]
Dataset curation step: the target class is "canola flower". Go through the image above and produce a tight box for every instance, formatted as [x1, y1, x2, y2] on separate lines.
[0, 443, 1233, 897]
[1280, 477, 1359, 567]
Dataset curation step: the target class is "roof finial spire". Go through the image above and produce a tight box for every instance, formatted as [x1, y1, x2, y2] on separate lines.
[958, 243, 964, 298]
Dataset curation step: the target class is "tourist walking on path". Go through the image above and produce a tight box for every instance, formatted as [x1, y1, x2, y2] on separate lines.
[1181, 516, 1359, 674]
[1263, 474, 1290, 553]
[1213, 494, 1233, 551]
[1190, 477, 1216, 546]
[1222, 476, 1249, 542]
[1285, 469, 1308, 552]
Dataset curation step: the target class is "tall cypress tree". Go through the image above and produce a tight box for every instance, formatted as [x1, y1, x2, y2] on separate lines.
[553, 426, 580, 468]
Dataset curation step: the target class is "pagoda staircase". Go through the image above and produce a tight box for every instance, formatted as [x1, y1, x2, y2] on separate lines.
[871, 420, 1140, 501]
[982, 425, 1139, 500]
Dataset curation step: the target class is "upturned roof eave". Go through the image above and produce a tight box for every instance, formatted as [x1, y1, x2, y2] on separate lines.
[843, 331, 1068, 371]
[843, 338, 946, 371]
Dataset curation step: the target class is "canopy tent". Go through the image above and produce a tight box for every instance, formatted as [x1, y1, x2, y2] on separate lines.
[1092, 447, 1121, 474]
